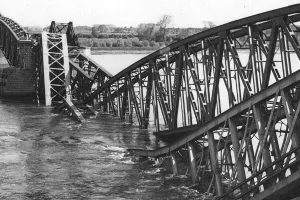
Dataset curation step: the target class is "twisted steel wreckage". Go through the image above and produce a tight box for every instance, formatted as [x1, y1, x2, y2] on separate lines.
[2, 4, 300, 199]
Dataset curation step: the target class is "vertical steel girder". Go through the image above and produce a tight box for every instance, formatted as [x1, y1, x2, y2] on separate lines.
[143, 66, 153, 128]
[42, 32, 71, 106]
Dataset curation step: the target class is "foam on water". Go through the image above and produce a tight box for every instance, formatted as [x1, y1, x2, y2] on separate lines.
[0, 135, 20, 142]
[103, 145, 126, 152]
[143, 168, 167, 174]
[0, 125, 20, 134]
[0, 152, 23, 163]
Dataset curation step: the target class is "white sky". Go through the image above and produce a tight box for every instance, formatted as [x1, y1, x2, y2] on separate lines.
[0, 0, 299, 28]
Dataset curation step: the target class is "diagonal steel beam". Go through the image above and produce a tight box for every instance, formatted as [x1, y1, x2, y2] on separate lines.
[261, 19, 280, 89]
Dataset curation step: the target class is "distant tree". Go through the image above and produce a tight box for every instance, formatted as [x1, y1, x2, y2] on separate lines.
[149, 41, 159, 47]
[91, 27, 99, 37]
[105, 41, 112, 47]
[201, 21, 216, 30]
[98, 25, 111, 33]
[157, 15, 172, 42]
[142, 40, 149, 47]
[132, 40, 143, 47]
[136, 23, 156, 41]
[158, 15, 172, 29]
[80, 39, 92, 47]
[116, 39, 124, 47]
[99, 41, 106, 47]
[92, 41, 99, 47]
[124, 40, 132, 47]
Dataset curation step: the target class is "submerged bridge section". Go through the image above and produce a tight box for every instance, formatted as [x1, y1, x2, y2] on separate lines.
[2, 4, 300, 200]
[82, 4, 300, 200]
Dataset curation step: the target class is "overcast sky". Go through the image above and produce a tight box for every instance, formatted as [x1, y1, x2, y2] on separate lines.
[0, 0, 299, 28]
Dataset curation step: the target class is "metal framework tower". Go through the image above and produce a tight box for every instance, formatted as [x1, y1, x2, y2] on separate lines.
[42, 32, 71, 106]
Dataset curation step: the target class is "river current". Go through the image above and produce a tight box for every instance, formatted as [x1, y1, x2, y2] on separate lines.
[0, 52, 201, 200]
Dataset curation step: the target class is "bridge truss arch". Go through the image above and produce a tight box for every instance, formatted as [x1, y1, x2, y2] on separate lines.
[0, 15, 30, 66]
[84, 4, 300, 199]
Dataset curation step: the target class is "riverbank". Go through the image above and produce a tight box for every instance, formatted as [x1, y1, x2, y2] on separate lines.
[91, 47, 159, 55]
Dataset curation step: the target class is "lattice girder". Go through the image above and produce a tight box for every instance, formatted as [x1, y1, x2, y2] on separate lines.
[42, 32, 71, 105]
[80, 4, 300, 198]
[0, 15, 29, 66]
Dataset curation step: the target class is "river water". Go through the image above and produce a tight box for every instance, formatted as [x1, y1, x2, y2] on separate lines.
[2, 50, 300, 199]
[0, 52, 201, 200]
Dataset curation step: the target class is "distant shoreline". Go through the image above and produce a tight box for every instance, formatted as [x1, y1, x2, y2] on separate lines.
[91, 47, 159, 55]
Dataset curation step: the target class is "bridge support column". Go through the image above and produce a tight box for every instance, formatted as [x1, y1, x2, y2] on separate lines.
[224, 145, 233, 178]
[126, 78, 133, 123]
[207, 130, 223, 195]
[170, 151, 178, 175]
[228, 118, 247, 191]
[42, 32, 71, 106]
[253, 104, 274, 189]
[188, 142, 197, 183]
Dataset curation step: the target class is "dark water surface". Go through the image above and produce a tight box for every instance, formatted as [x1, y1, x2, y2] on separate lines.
[0, 100, 200, 200]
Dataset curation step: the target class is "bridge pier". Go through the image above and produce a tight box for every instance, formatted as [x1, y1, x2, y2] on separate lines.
[170, 151, 178, 175]
[188, 142, 197, 184]
[207, 130, 223, 196]
[42, 32, 71, 106]
[228, 118, 247, 192]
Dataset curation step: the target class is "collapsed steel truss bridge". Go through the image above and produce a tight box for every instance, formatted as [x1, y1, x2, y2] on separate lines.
[2, 4, 300, 199]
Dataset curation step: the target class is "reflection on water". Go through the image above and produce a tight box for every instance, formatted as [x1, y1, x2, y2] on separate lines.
[0, 100, 198, 200]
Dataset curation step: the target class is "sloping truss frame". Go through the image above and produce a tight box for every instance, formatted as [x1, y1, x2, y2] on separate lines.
[83, 4, 300, 198]
[69, 53, 112, 103]
[0, 16, 30, 66]
[42, 32, 71, 106]
[48, 21, 112, 105]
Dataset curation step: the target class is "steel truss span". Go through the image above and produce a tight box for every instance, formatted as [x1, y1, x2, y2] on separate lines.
[84, 4, 300, 199]
[0, 15, 30, 66]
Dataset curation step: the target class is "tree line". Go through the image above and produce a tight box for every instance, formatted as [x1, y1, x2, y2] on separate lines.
[76, 15, 215, 49]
